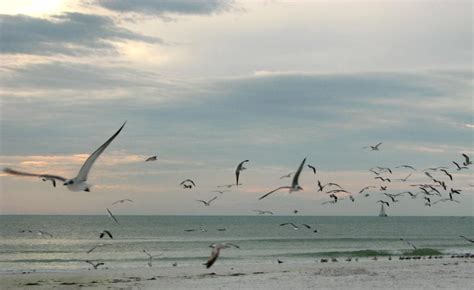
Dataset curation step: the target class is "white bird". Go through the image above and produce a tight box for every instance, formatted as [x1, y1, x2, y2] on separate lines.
[363, 142, 382, 151]
[3, 122, 126, 192]
[112, 199, 133, 206]
[85, 260, 105, 269]
[196, 196, 218, 206]
[280, 223, 299, 230]
[205, 243, 240, 268]
[260, 158, 306, 200]
[145, 156, 157, 162]
[99, 230, 113, 239]
[235, 160, 249, 186]
[37, 230, 53, 238]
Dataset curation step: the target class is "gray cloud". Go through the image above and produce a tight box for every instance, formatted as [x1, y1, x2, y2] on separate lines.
[95, 0, 234, 16]
[0, 13, 162, 56]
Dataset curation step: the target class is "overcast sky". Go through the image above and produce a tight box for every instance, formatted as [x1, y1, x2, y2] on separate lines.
[0, 0, 472, 216]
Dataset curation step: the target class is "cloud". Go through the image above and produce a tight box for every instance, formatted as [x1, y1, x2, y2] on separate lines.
[95, 0, 235, 17]
[0, 13, 162, 56]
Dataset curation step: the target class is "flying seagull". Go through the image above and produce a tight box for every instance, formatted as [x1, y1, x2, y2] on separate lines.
[87, 243, 112, 254]
[452, 161, 468, 171]
[439, 169, 453, 181]
[99, 230, 113, 239]
[196, 196, 218, 206]
[3, 122, 126, 192]
[459, 235, 474, 243]
[400, 238, 417, 250]
[235, 160, 249, 186]
[253, 210, 274, 215]
[145, 156, 157, 162]
[37, 230, 53, 238]
[359, 186, 376, 194]
[461, 154, 472, 166]
[280, 223, 299, 230]
[180, 179, 196, 188]
[259, 158, 306, 200]
[205, 243, 240, 269]
[363, 142, 382, 151]
[377, 200, 390, 207]
[279, 172, 295, 179]
[85, 260, 105, 270]
[395, 165, 416, 170]
[106, 208, 119, 224]
[112, 199, 133, 205]
[396, 173, 412, 182]
[307, 164, 317, 175]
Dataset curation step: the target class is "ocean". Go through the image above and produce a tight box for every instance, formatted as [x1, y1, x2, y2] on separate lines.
[0, 215, 472, 273]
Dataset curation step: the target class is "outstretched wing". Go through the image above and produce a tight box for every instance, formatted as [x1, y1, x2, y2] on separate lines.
[291, 158, 307, 188]
[205, 247, 220, 268]
[76, 122, 126, 181]
[3, 168, 67, 182]
[106, 208, 120, 224]
[259, 186, 289, 200]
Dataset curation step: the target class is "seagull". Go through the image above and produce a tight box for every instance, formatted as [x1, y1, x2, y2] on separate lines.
[375, 176, 391, 182]
[180, 179, 196, 188]
[279, 172, 295, 179]
[380, 185, 387, 191]
[106, 207, 119, 224]
[439, 169, 453, 181]
[3, 122, 126, 192]
[400, 238, 417, 250]
[145, 156, 157, 162]
[424, 171, 434, 179]
[377, 200, 390, 207]
[259, 158, 306, 200]
[99, 230, 113, 239]
[143, 249, 161, 267]
[18, 229, 33, 233]
[363, 142, 382, 151]
[235, 160, 249, 186]
[205, 243, 240, 269]
[253, 210, 274, 215]
[317, 181, 343, 192]
[383, 193, 398, 203]
[87, 243, 112, 254]
[461, 154, 472, 166]
[277, 259, 284, 264]
[85, 260, 105, 270]
[37, 230, 53, 238]
[433, 179, 447, 190]
[301, 224, 312, 229]
[280, 223, 299, 230]
[359, 186, 376, 194]
[396, 173, 412, 182]
[452, 161, 468, 171]
[459, 235, 474, 243]
[196, 196, 218, 206]
[329, 193, 338, 202]
[395, 165, 416, 170]
[112, 199, 133, 205]
[307, 164, 317, 174]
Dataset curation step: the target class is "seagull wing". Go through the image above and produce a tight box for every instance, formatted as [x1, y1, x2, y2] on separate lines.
[307, 165, 316, 174]
[205, 247, 220, 268]
[291, 158, 307, 188]
[87, 245, 98, 254]
[106, 208, 119, 224]
[104, 230, 113, 239]
[76, 122, 126, 182]
[259, 186, 290, 200]
[3, 168, 67, 181]
[208, 196, 218, 204]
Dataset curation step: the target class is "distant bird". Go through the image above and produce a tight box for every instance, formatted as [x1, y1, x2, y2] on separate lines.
[380, 186, 387, 191]
[37, 230, 53, 238]
[359, 186, 376, 194]
[439, 169, 453, 181]
[363, 142, 382, 151]
[424, 166, 448, 171]
[280, 223, 299, 230]
[99, 230, 113, 239]
[329, 194, 338, 202]
[235, 160, 249, 186]
[279, 172, 295, 179]
[318, 181, 343, 191]
[450, 188, 462, 195]
[196, 196, 218, 206]
[349, 195, 355, 202]
[377, 200, 390, 207]
[85, 260, 105, 269]
[397, 173, 412, 182]
[106, 208, 119, 224]
[205, 243, 240, 268]
[18, 229, 33, 233]
[259, 158, 306, 200]
[145, 156, 157, 162]
[374, 176, 391, 182]
[112, 199, 133, 205]
[424, 197, 431, 203]
[3, 122, 126, 192]
[217, 228, 226, 231]
[326, 189, 349, 194]
[180, 179, 196, 188]
[253, 210, 274, 215]
[395, 165, 416, 170]
[142, 249, 161, 267]
[293, 210, 299, 214]
[424, 172, 434, 179]
[277, 259, 284, 264]
[184, 229, 196, 232]
[307, 164, 317, 174]
[459, 235, 474, 243]
[452, 161, 468, 171]
[213, 190, 229, 194]
[400, 238, 417, 250]
[301, 224, 312, 229]
[87, 243, 112, 254]
[172, 262, 178, 267]
[433, 179, 447, 190]
[461, 154, 471, 166]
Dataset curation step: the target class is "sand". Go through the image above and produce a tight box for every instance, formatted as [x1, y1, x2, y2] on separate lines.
[1, 257, 473, 289]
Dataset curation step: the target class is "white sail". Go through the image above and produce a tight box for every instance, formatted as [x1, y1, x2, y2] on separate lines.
[379, 204, 388, 217]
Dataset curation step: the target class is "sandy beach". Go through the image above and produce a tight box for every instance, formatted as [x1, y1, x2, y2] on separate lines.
[2, 257, 473, 289]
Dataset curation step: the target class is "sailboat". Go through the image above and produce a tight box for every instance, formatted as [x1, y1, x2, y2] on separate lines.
[379, 203, 388, 217]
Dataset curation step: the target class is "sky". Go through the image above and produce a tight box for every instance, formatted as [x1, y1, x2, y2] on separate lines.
[0, 0, 472, 216]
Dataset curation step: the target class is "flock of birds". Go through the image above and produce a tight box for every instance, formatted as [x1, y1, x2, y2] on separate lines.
[4, 124, 473, 269]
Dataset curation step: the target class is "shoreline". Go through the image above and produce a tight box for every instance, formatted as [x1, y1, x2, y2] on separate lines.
[2, 257, 473, 289]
